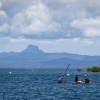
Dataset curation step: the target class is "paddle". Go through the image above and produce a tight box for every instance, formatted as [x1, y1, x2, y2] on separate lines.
[63, 64, 70, 77]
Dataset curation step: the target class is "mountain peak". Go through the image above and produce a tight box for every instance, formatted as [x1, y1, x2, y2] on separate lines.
[22, 44, 44, 53]
[27, 44, 39, 50]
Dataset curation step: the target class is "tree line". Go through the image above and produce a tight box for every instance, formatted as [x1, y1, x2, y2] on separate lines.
[76, 66, 100, 72]
[87, 66, 100, 72]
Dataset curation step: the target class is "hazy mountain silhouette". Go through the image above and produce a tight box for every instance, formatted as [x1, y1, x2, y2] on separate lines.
[0, 44, 100, 68]
[22, 44, 44, 54]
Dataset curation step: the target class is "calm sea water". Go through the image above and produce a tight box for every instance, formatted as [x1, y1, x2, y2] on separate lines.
[0, 68, 100, 100]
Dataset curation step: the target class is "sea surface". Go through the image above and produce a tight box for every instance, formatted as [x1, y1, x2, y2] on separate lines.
[0, 68, 100, 100]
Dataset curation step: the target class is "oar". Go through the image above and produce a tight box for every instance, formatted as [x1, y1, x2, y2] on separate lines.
[63, 64, 70, 77]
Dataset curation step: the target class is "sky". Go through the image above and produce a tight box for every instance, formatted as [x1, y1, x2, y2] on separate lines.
[0, 0, 100, 56]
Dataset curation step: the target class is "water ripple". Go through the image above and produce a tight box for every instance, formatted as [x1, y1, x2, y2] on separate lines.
[0, 69, 100, 100]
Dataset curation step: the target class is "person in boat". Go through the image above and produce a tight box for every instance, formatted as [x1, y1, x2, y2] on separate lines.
[75, 75, 78, 82]
[74, 75, 82, 83]
[83, 75, 89, 83]
[58, 76, 63, 83]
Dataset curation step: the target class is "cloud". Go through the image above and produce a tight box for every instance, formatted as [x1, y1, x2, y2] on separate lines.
[0, 0, 100, 55]
[0, 0, 33, 17]
[71, 16, 100, 37]
[0, 0, 100, 41]
[0, 9, 9, 36]
[0, 23, 9, 33]
[0, 1, 1, 9]
[0, 10, 8, 25]
[8, 1, 62, 39]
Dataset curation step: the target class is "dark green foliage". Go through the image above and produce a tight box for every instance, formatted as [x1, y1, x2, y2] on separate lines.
[87, 66, 100, 72]
[77, 68, 82, 72]
[87, 67, 92, 72]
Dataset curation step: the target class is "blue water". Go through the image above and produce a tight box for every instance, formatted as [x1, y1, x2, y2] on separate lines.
[0, 68, 100, 100]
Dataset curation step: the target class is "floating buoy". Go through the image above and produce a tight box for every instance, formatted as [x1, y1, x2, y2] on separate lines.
[9, 72, 12, 74]
[67, 74, 70, 76]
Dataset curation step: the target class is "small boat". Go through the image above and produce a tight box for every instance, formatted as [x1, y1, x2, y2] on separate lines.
[72, 81, 95, 84]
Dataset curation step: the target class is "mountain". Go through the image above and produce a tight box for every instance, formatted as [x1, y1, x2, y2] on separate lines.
[22, 44, 44, 54]
[0, 44, 100, 68]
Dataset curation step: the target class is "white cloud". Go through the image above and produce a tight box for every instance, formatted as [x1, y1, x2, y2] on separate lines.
[0, 11, 8, 25]
[55, 0, 100, 20]
[0, 23, 9, 33]
[0, 0, 100, 55]
[71, 17, 100, 37]
[81, 39, 93, 45]
[10, 1, 61, 37]
[10, 12, 26, 35]
[1, 0, 100, 39]
[0, 2, 9, 34]
[0, 36, 11, 43]
[58, 0, 100, 9]
[0, 0, 33, 17]
[0, 1, 1, 9]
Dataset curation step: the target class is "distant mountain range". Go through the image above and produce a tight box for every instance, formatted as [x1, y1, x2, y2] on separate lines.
[0, 44, 100, 68]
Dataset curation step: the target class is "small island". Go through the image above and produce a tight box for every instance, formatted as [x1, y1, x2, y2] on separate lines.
[87, 66, 100, 72]
[77, 68, 82, 72]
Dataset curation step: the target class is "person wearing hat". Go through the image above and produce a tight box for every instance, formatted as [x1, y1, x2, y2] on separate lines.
[84, 75, 89, 83]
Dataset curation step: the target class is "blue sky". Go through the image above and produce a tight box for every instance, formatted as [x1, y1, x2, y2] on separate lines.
[0, 0, 100, 55]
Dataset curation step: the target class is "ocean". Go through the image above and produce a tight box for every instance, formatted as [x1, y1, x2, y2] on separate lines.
[0, 68, 100, 100]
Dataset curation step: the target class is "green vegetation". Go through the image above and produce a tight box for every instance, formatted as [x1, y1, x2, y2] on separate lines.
[77, 68, 82, 72]
[87, 66, 100, 72]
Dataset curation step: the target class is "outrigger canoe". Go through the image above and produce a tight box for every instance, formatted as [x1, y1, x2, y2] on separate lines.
[57, 81, 95, 84]
[72, 81, 95, 84]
